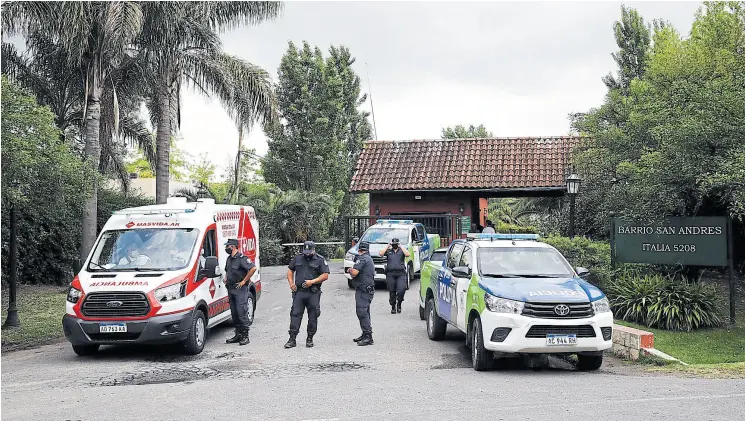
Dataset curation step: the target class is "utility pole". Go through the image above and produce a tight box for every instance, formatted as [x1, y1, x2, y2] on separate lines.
[3, 203, 20, 328]
[365, 62, 378, 140]
[232, 126, 244, 204]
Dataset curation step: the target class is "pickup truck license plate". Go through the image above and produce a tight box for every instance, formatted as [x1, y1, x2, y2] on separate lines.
[99, 323, 127, 333]
[546, 334, 577, 346]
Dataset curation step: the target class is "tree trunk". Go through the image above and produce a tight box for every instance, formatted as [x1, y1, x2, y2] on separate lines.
[232, 126, 244, 204]
[155, 84, 171, 204]
[80, 86, 103, 262]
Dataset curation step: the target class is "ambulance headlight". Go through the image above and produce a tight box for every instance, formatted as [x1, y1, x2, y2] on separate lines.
[592, 297, 611, 313]
[484, 294, 525, 314]
[66, 286, 82, 304]
[345, 252, 356, 261]
[155, 281, 186, 302]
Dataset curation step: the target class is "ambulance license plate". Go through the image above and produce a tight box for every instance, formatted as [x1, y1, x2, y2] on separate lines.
[546, 334, 577, 346]
[99, 323, 127, 333]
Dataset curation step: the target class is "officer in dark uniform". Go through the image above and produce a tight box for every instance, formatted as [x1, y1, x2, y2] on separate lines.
[347, 241, 375, 346]
[224, 239, 257, 346]
[379, 238, 410, 314]
[284, 241, 330, 349]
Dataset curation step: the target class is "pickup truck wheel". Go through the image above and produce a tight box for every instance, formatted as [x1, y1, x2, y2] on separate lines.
[471, 317, 492, 371]
[348, 279, 354, 289]
[419, 304, 426, 320]
[72, 344, 99, 356]
[183, 310, 207, 355]
[405, 265, 412, 290]
[426, 296, 446, 340]
[577, 354, 603, 371]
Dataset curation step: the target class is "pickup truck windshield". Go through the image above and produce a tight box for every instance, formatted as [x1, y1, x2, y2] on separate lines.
[360, 228, 410, 245]
[478, 247, 574, 278]
[87, 228, 199, 272]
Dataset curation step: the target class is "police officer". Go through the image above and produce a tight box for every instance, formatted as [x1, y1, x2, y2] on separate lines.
[224, 239, 257, 346]
[285, 241, 330, 349]
[347, 241, 375, 346]
[379, 238, 410, 314]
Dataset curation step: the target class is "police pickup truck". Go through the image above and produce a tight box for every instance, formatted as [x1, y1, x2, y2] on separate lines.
[344, 220, 441, 289]
[419, 233, 613, 371]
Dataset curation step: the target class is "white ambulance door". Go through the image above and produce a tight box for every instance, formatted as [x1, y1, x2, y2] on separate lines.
[454, 244, 473, 332]
[200, 227, 228, 325]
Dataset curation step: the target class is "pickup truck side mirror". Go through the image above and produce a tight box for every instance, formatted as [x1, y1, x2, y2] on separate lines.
[200, 256, 219, 278]
[575, 267, 590, 278]
[452, 266, 471, 278]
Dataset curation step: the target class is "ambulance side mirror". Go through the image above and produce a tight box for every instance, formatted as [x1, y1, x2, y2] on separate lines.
[201, 256, 219, 278]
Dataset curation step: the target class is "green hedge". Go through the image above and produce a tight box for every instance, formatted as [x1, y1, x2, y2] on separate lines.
[495, 222, 539, 234]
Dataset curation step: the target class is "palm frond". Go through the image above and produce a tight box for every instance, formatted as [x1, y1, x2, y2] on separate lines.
[197, 1, 283, 32]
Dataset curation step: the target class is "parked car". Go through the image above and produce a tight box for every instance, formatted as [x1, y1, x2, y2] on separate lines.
[418, 233, 613, 371]
[344, 220, 441, 289]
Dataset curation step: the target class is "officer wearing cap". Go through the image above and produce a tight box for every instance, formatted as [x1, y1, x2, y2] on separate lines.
[284, 240, 330, 349]
[224, 239, 257, 346]
[347, 241, 375, 346]
[379, 237, 410, 314]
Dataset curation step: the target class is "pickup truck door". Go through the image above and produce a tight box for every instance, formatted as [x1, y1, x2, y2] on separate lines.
[438, 243, 464, 324]
[454, 245, 473, 332]
[411, 227, 422, 272]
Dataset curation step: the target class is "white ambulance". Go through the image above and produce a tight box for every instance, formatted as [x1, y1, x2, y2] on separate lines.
[62, 197, 261, 356]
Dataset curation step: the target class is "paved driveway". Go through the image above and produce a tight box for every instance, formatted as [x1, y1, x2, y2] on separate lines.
[2, 263, 744, 420]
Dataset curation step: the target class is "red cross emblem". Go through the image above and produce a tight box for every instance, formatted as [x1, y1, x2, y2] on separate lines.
[209, 280, 216, 299]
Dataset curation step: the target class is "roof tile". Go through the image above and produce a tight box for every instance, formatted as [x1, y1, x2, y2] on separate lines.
[349, 137, 584, 192]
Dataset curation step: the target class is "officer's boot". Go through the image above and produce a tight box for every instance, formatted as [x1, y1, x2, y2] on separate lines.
[226, 328, 241, 344]
[357, 333, 374, 346]
[284, 332, 297, 349]
[391, 304, 396, 314]
[396, 300, 402, 314]
[306, 333, 314, 348]
[239, 327, 250, 346]
[352, 333, 364, 343]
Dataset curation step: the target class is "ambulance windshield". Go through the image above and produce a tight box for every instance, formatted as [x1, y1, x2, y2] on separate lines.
[87, 228, 199, 272]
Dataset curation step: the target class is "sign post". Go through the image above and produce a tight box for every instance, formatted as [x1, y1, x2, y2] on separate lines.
[611, 216, 735, 324]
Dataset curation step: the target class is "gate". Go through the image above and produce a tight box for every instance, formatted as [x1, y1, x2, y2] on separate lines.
[343, 214, 464, 250]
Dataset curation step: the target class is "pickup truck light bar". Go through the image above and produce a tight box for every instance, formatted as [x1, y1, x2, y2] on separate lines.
[466, 233, 540, 241]
[380, 219, 414, 224]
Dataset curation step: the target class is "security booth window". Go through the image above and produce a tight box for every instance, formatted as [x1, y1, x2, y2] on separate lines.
[88, 228, 200, 272]
[477, 247, 574, 278]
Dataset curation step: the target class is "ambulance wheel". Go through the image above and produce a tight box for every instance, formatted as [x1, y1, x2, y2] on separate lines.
[72, 344, 99, 356]
[426, 297, 446, 341]
[246, 292, 256, 325]
[577, 353, 603, 371]
[184, 310, 207, 355]
[471, 317, 492, 371]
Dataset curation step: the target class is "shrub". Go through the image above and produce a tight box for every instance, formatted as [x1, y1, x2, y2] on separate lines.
[541, 235, 613, 287]
[608, 273, 723, 331]
[495, 222, 539, 234]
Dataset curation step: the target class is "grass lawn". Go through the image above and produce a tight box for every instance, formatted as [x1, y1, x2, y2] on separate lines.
[1, 285, 67, 351]
[615, 320, 745, 365]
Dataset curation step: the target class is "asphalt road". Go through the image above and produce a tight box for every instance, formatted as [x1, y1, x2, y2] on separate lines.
[2, 263, 744, 421]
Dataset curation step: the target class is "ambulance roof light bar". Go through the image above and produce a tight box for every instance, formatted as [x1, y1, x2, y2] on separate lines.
[380, 219, 413, 224]
[113, 208, 195, 216]
[466, 233, 540, 242]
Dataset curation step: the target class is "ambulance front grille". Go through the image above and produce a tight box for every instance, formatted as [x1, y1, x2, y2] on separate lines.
[82, 292, 150, 317]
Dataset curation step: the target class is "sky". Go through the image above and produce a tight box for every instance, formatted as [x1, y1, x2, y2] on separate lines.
[179, 1, 701, 179]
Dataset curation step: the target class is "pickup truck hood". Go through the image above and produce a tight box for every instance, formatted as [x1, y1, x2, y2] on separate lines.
[478, 276, 605, 303]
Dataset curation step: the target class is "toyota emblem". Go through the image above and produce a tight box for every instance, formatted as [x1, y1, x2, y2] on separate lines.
[553, 304, 570, 316]
[106, 301, 123, 308]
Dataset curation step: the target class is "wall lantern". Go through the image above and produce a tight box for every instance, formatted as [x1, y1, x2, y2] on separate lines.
[566, 172, 582, 195]
[458, 204, 465, 214]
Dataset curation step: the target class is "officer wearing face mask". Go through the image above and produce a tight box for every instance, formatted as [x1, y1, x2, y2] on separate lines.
[224, 239, 257, 346]
[348, 241, 375, 346]
[379, 238, 410, 314]
[284, 241, 330, 349]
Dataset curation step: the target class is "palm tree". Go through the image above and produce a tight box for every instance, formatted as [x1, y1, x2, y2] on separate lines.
[137, 2, 281, 204]
[3, 1, 145, 261]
